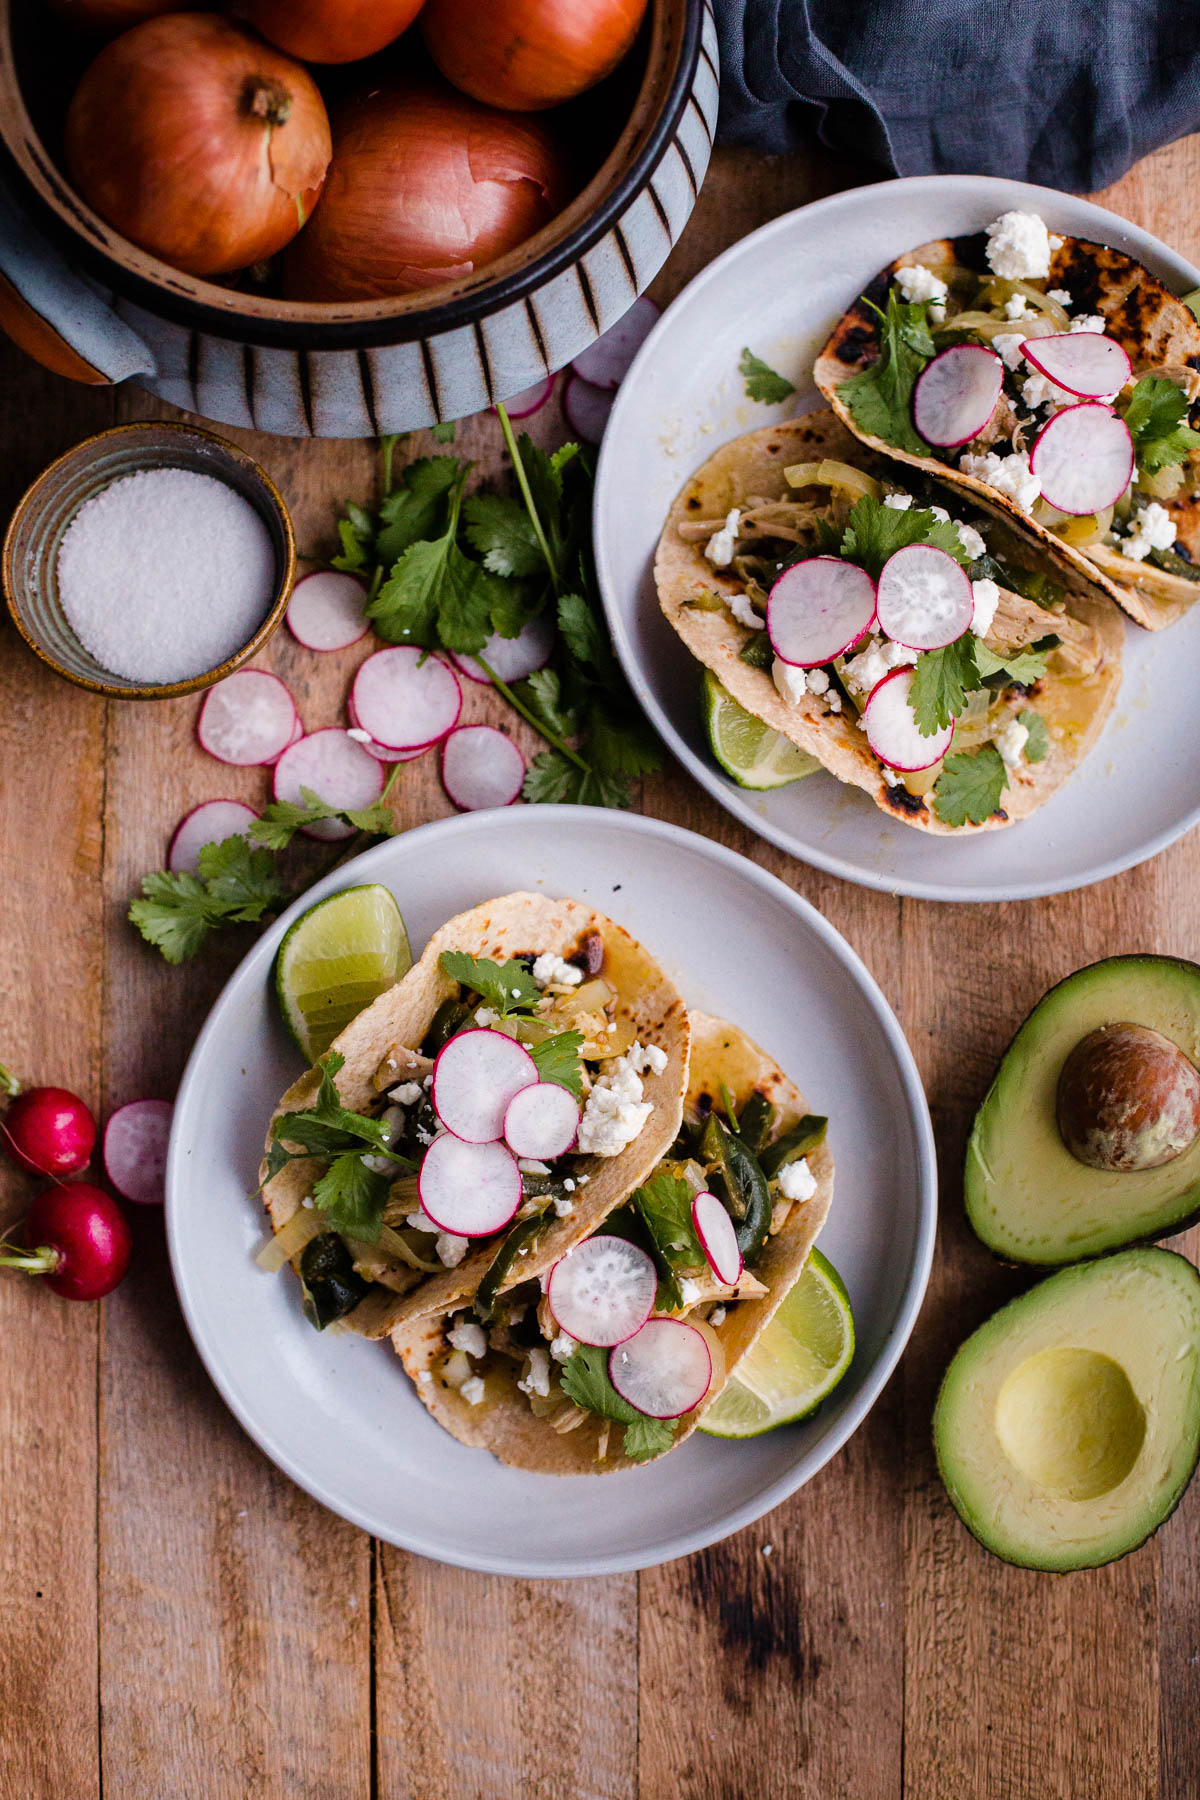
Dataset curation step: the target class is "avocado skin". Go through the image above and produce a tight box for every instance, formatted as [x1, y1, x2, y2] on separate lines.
[965, 955, 1200, 1265]
[933, 1248, 1200, 1571]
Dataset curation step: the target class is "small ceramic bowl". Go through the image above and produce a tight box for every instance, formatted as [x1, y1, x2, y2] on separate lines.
[2, 420, 295, 699]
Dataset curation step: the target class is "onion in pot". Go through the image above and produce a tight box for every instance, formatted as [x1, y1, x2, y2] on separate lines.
[422, 0, 648, 111]
[47, 0, 185, 34]
[283, 81, 567, 302]
[64, 14, 332, 278]
[235, 0, 427, 65]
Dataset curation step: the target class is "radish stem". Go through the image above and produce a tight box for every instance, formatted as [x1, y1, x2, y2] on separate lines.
[476, 657, 589, 772]
[0, 1242, 60, 1276]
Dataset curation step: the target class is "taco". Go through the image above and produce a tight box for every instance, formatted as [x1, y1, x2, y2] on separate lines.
[814, 208, 1200, 629]
[392, 1012, 833, 1474]
[257, 892, 689, 1341]
[655, 409, 1122, 833]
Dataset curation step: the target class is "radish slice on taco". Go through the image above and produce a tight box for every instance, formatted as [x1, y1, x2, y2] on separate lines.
[257, 893, 689, 1341]
[814, 213, 1200, 630]
[655, 410, 1123, 834]
[392, 1014, 834, 1473]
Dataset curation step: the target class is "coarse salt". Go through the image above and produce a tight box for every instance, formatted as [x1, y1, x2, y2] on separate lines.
[57, 468, 275, 684]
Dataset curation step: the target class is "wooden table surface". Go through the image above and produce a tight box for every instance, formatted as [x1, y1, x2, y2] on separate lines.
[4, 139, 1200, 1800]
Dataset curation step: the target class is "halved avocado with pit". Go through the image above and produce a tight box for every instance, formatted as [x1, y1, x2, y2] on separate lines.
[966, 955, 1200, 1264]
[934, 1247, 1200, 1571]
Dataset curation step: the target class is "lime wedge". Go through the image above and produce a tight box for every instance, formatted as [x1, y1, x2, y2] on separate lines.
[701, 668, 821, 790]
[275, 884, 411, 1062]
[701, 1247, 855, 1438]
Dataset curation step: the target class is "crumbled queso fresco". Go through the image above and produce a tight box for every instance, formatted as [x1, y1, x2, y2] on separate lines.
[576, 1040, 666, 1156]
[705, 508, 742, 567]
[532, 952, 583, 990]
[1120, 501, 1177, 561]
[994, 717, 1030, 768]
[777, 1157, 818, 1203]
[959, 449, 1042, 513]
[970, 578, 1000, 637]
[984, 210, 1062, 282]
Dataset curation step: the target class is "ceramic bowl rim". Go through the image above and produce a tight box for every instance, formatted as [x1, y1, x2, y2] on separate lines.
[1, 418, 295, 699]
[0, 0, 706, 352]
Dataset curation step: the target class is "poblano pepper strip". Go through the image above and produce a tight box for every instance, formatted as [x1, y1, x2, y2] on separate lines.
[759, 1114, 828, 1180]
[700, 1111, 772, 1260]
[474, 1208, 551, 1322]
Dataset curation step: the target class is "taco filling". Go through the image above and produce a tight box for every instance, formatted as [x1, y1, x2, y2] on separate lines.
[656, 414, 1121, 831]
[816, 210, 1200, 628]
[394, 1014, 834, 1474]
[257, 894, 688, 1340]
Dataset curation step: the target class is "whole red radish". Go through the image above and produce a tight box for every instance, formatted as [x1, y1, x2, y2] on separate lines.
[0, 1184, 131, 1300]
[3, 1086, 96, 1177]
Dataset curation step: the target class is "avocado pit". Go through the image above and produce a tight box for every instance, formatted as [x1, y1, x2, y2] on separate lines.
[1055, 1022, 1200, 1173]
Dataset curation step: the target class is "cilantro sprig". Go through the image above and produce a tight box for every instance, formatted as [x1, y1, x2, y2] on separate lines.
[840, 494, 970, 578]
[438, 951, 540, 1016]
[265, 1052, 411, 1243]
[529, 1031, 585, 1097]
[908, 635, 1053, 736]
[560, 1343, 677, 1462]
[1123, 376, 1200, 476]
[631, 1168, 707, 1311]
[837, 292, 936, 456]
[932, 745, 1007, 827]
[740, 347, 797, 404]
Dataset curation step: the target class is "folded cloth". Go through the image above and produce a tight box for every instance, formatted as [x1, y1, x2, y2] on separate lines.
[716, 0, 1200, 191]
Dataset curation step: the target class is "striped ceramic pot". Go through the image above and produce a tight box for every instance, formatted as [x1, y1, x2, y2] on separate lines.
[0, 1, 716, 439]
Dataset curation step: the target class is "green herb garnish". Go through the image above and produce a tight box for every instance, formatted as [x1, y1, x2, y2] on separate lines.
[908, 635, 1052, 737]
[840, 494, 969, 579]
[739, 347, 797, 404]
[560, 1343, 678, 1462]
[528, 1030, 586, 1097]
[248, 787, 398, 851]
[1123, 376, 1200, 475]
[932, 745, 1008, 826]
[438, 950, 541, 1016]
[1019, 710, 1049, 762]
[128, 836, 290, 965]
[837, 292, 935, 457]
[265, 1051, 407, 1243]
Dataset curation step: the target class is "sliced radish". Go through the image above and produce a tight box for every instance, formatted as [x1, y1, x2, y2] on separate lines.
[1022, 332, 1131, 400]
[692, 1191, 743, 1286]
[875, 545, 974, 651]
[546, 1235, 657, 1347]
[441, 725, 525, 812]
[265, 713, 305, 765]
[272, 728, 385, 840]
[495, 374, 555, 419]
[863, 667, 953, 771]
[197, 670, 297, 766]
[913, 344, 1004, 448]
[346, 697, 426, 763]
[103, 1098, 173, 1206]
[351, 646, 461, 751]
[417, 1134, 521, 1237]
[1030, 404, 1135, 515]
[571, 296, 660, 390]
[449, 611, 556, 685]
[286, 570, 370, 652]
[766, 557, 877, 668]
[563, 375, 615, 445]
[608, 1317, 713, 1418]
[432, 1027, 537, 1143]
[503, 1082, 580, 1160]
[168, 800, 259, 875]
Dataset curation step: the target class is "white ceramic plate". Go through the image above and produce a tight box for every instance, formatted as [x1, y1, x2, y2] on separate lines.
[594, 174, 1200, 901]
[166, 807, 935, 1576]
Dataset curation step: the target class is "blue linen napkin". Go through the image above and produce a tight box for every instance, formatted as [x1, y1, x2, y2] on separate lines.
[715, 0, 1200, 191]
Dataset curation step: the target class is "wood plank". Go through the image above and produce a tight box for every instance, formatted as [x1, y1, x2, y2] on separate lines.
[0, 344, 111, 1800]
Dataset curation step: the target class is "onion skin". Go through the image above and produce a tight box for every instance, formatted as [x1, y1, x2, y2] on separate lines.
[422, 0, 648, 111]
[283, 82, 566, 302]
[64, 14, 332, 278]
[235, 0, 426, 64]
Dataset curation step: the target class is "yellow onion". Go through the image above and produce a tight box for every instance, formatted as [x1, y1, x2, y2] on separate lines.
[47, 0, 184, 34]
[284, 81, 567, 302]
[64, 14, 332, 277]
[236, 0, 426, 65]
[422, 0, 648, 111]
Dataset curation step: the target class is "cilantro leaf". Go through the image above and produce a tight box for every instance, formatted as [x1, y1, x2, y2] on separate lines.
[1019, 709, 1049, 762]
[463, 492, 545, 579]
[932, 745, 1007, 826]
[908, 636, 979, 735]
[375, 456, 461, 566]
[250, 788, 396, 852]
[331, 513, 371, 573]
[312, 1151, 390, 1242]
[973, 639, 1052, 686]
[522, 751, 633, 809]
[560, 1344, 678, 1462]
[273, 1053, 394, 1160]
[431, 420, 457, 443]
[837, 292, 935, 456]
[557, 590, 618, 682]
[528, 1030, 585, 1097]
[128, 836, 289, 964]
[840, 493, 970, 579]
[438, 951, 540, 1016]
[517, 667, 579, 740]
[739, 347, 796, 404]
[587, 708, 662, 780]
[633, 1169, 706, 1279]
[1123, 376, 1200, 475]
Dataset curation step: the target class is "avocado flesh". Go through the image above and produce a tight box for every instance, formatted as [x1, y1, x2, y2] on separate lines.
[934, 1248, 1200, 1571]
[966, 956, 1200, 1263]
